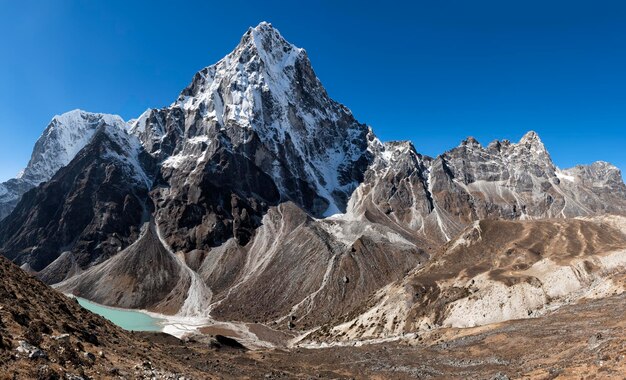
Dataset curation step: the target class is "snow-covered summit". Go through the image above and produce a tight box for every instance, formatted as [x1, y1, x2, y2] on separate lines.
[248, 22, 305, 70]
[134, 22, 374, 217]
[173, 21, 312, 130]
[0, 110, 127, 220]
[19, 110, 127, 185]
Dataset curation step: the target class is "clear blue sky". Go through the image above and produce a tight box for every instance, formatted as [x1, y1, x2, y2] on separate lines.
[1, 0, 625, 181]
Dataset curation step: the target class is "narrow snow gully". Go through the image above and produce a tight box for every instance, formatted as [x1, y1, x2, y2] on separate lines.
[154, 220, 213, 318]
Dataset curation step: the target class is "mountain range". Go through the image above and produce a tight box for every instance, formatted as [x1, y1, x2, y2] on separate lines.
[1, 22, 625, 350]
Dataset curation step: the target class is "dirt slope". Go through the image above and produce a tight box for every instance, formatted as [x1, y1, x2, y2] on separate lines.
[318, 216, 626, 341]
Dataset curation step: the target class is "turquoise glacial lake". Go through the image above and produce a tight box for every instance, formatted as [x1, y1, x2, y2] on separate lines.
[76, 297, 164, 332]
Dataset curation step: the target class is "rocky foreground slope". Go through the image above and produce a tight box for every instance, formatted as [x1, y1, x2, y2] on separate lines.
[0, 254, 220, 379]
[0, 22, 625, 352]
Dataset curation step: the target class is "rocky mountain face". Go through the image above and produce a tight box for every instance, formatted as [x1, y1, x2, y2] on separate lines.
[0, 110, 127, 221]
[348, 132, 626, 245]
[1, 22, 626, 344]
[0, 124, 151, 276]
[558, 160, 626, 215]
[131, 22, 374, 252]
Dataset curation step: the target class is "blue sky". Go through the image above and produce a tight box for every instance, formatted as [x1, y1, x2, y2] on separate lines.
[0, 0, 625, 181]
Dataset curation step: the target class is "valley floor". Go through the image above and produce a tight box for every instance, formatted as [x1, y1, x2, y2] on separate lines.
[127, 291, 626, 379]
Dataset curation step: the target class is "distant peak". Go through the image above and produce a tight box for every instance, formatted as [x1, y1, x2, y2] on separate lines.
[517, 130, 550, 157]
[251, 21, 275, 33]
[460, 136, 482, 148]
[519, 130, 541, 144]
[243, 22, 303, 62]
[51, 109, 126, 127]
[51, 109, 90, 123]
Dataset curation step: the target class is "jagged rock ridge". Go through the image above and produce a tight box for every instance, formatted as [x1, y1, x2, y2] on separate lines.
[348, 132, 626, 243]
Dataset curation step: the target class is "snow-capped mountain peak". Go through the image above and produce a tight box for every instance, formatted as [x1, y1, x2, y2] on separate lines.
[173, 21, 308, 129]
[132, 22, 375, 218]
[19, 110, 127, 186]
[248, 22, 304, 68]
[0, 110, 128, 220]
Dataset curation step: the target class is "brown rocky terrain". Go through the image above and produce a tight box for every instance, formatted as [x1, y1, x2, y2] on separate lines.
[0, 254, 206, 379]
[316, 216, 626, 342]
[4, 250, 626, 379]
[273, 292, 626, 379]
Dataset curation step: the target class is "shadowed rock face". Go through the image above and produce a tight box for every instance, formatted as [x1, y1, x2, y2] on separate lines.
[0, 126, 151, 272]
[155, 144, 282, 252]
[0, 111, 127, 221]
